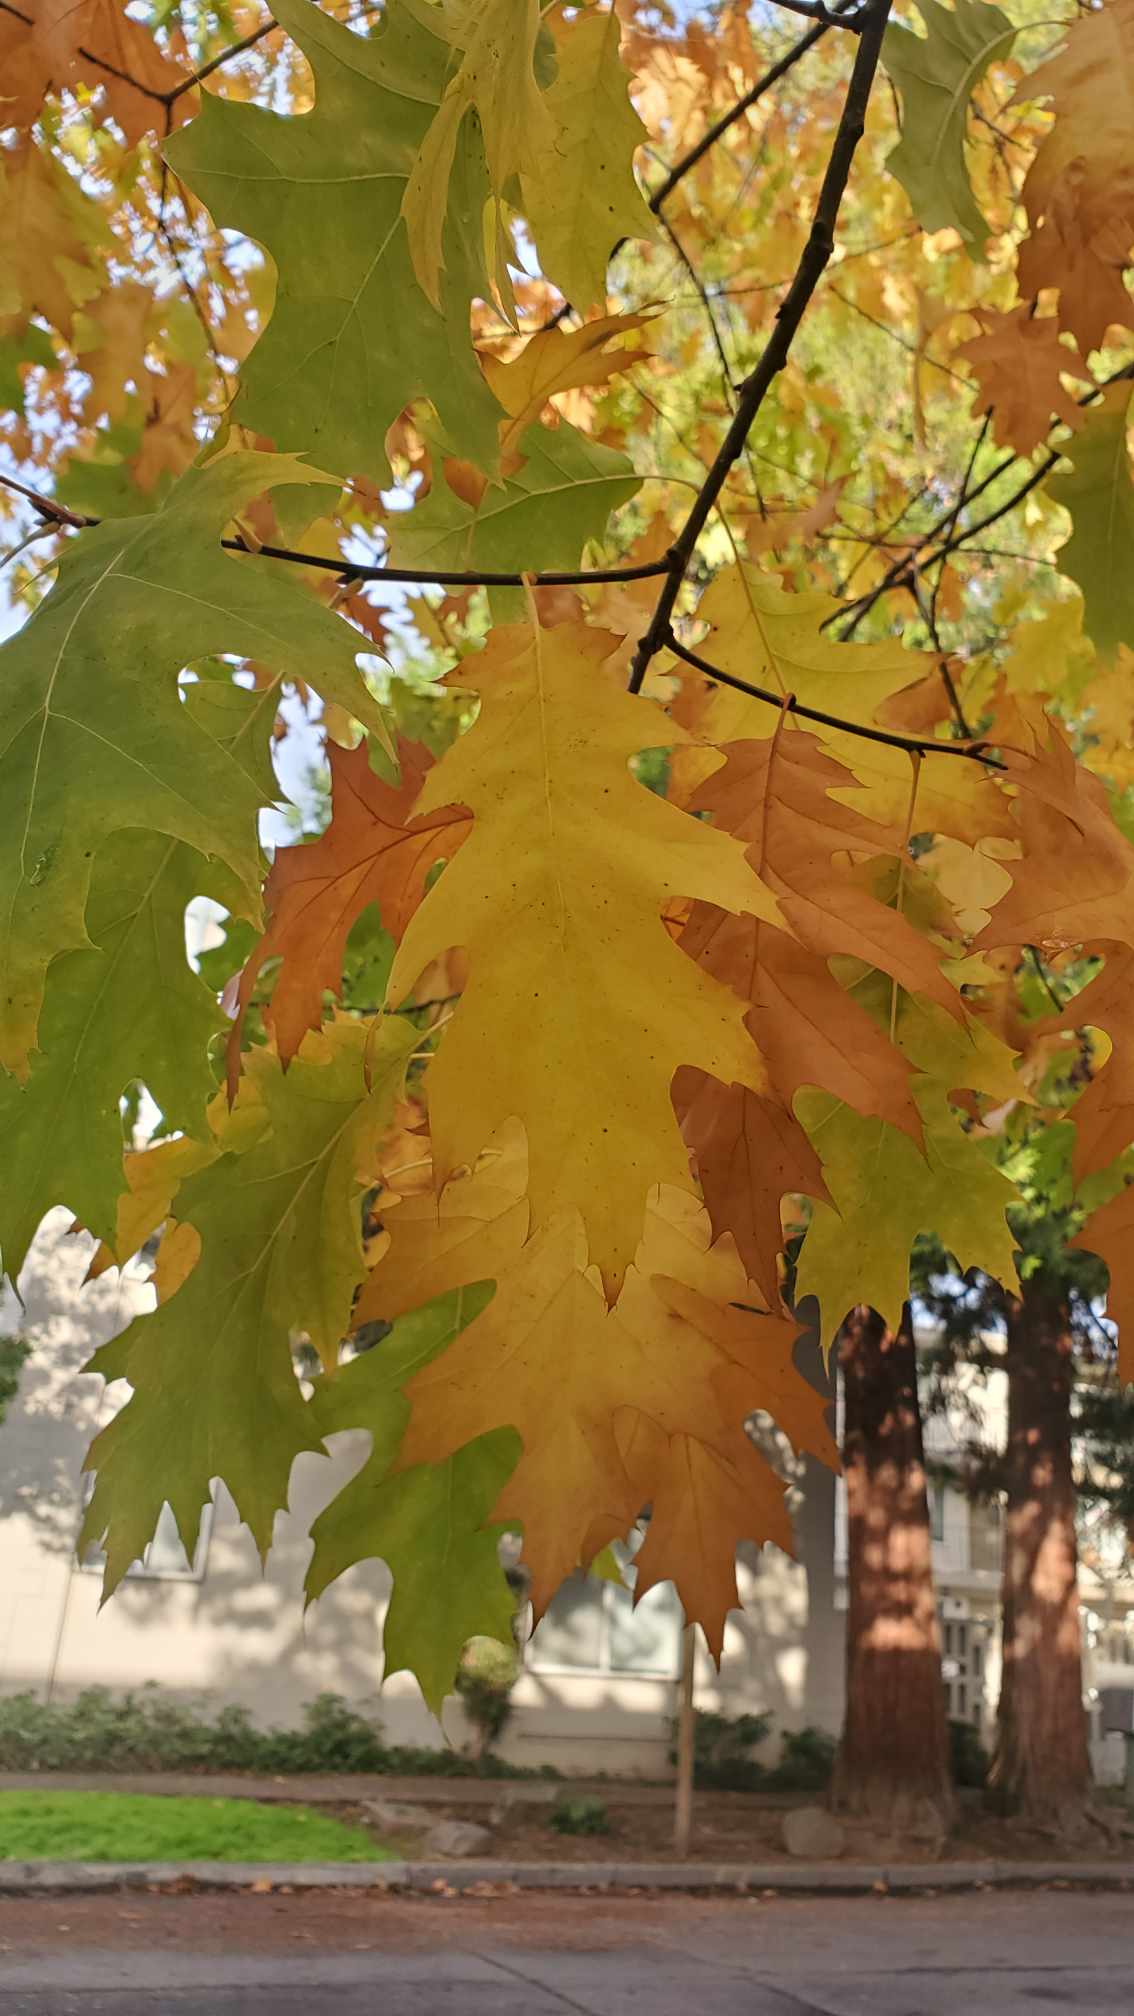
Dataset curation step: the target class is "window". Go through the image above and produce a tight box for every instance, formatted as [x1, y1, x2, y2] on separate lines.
[528, 1536, 683, 1678]
[930, 1480, 946, 1543]
[78, 1486, 212, 1584]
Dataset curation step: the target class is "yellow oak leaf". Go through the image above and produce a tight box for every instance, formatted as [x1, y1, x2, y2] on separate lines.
[520, 5, 657, 312]
[385, 620, 783, 1295]
[402, 0, 553, 309]
[354, 1122, 529, 1324]
[481, 312, 654, 469]
[694, 564, 1014, 841]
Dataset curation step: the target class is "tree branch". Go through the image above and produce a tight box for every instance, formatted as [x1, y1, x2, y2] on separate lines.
[648, 14, 838, 214]
[220, 538, 677, 590]
[665, 635, 1004, 765]
[628, 0, 894, 695]
[838, 357, 1134, 635]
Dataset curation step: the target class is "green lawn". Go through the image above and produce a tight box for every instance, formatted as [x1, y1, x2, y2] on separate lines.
[0, 1790, 393, 1862]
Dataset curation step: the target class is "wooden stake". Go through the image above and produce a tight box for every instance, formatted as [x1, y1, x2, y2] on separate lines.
[673, 1623, 696, 1855]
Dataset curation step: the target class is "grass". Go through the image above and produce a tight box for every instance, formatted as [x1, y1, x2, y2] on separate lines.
[0, 1791, 394, 1863]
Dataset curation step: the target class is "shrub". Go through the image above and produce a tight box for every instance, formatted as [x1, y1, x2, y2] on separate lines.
[550, 1795, 610, 1836]
[670, 1708, 771, 1791]
[766, 1725, 837, 1792]
[455, 1637, 520, 1757]
[0, 1686, 554, 1778]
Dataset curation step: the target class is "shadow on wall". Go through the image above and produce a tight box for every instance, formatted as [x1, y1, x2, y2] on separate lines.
[0, 1214, 845, 1764]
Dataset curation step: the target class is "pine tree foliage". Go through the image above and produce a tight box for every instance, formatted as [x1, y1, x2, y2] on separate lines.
[2, 0, 1134, 1703]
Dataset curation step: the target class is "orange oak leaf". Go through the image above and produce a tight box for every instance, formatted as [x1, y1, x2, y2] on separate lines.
[674, 1071, 828, 1308]
[1075, 1179, 1134, 1380]
[397, 1184, 827, 1624]
[958, 307, 1086, 457]
[1048, 950, 1134, 1180]
[0, 0, 191, 144]
[615, 1411, 793, 1659]
[229, 737, 469, 1089]
[670, 729, 947, 1289]
[977, 710, 1134, 956]
[1013, 0, 1134, 351]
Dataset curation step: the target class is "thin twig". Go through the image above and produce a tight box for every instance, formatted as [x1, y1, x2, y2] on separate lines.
[0, 470, 94, 529]
[628, 0, 895, 695]
[220, 538, 678, 590]
[648, 14, 839, 213]
[838, 358, 1134, 634]
[163, 18, 279, 102]
[664, 634, 1005, 766]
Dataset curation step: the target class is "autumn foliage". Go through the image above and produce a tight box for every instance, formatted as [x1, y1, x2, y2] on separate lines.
[2, 0, 1134, 1703]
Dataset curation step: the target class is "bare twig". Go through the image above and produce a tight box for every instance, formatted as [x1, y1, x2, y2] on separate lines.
[628, 0, 895, 695]
[221, 538, 678, 590]
[648, 14, 839, 214]
[0, 471, 94, 529]
[664, 633, 1005, 767]
[839, 358, 1134, 634]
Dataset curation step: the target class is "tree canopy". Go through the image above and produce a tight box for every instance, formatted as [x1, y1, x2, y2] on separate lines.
[2, 0, 1134, 1704]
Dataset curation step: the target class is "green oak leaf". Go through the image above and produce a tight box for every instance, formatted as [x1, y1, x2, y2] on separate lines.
[389, 421, 640, 604]
[0, 834, 232, 1285]
[0, 675, 286, 1286]
[522, 7, 656, 312]
[882, 0, 1016, 246]
[0, 449, 387, 1077]
[1051, 387, 1134, 661]
[306, 1287, 519, 1713]
[79, 1015, 418, 1591]
[795, 1079, 1020, 1342]
[165, 0, 502, 485]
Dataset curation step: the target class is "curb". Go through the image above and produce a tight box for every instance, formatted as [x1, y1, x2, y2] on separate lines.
[1, 1858, 1133, 1896]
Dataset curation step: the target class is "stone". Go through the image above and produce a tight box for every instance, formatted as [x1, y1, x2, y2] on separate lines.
[782, 1806, 846, 1860]
[426, 1818, 494, 1858]
[361, 1799, 427, 1832]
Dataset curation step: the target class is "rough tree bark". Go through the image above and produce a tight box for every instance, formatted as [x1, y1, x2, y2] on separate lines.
[989, 1273, 1091, 1822]
[830, 1303, 954, 1827]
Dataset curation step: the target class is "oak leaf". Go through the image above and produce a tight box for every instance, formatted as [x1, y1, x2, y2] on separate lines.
[1014, 0, 1134, 351]
[1050, 387, 1134, 661]
[882, 0, 1016, 248]
[1074, 1180, 1134, 1378]
[693, 563, 1012, 841]
[306, 1289, 518, 1713]
[958, 308, 1086, 457]
[166, 0, 503, 484]
[0, 140, 108, 341]
[385, 620, 783, 1294]
[481, 312, 655, 470]
[229, 736, 470, 1086]
[0, 450, 388, 1075]
[80, 1017, 418, 1592]
[520, 5, 657, 313]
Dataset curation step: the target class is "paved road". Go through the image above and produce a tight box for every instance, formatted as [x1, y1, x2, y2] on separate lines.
[0, 1888, 1131, 2012]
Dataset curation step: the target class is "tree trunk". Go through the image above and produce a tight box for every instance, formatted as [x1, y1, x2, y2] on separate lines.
[989, 1275, 1091, 1822]
[831, 1304, 954, 1828]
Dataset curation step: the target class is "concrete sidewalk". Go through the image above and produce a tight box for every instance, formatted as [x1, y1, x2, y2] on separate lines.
[0, 1889, 1130, 2013]
[0, 1854, 1132, 1894]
